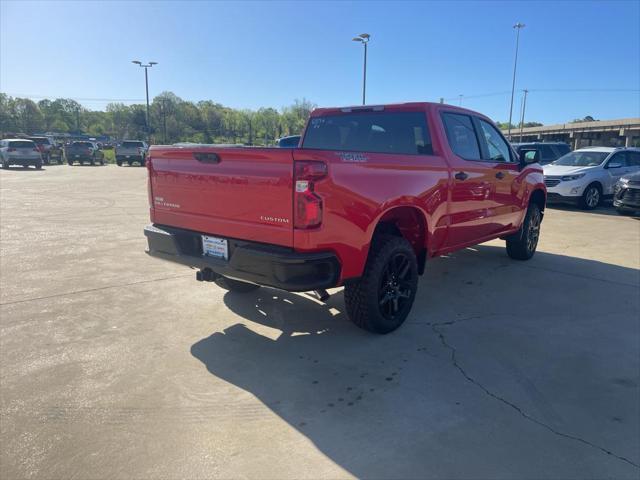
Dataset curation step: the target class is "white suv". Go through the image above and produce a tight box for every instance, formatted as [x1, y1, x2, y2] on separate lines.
[543, 147, 640, 209]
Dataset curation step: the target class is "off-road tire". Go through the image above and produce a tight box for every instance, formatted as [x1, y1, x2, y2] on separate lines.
[35, 162, 42, 170]
[506, 203, 542, 260]
[215, 276, 260, 293]
[116, 159, 122, 166]
[344, 235, 419, 334]
[128, 160, 133, 166]
[2, 162, 8, 169]
[579, 183, 601, 210]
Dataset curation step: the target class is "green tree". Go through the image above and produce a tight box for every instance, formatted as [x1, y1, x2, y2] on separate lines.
[571, 115, 597, 123]
[14, 98, 44, 133]
[1, 91, 318, 145]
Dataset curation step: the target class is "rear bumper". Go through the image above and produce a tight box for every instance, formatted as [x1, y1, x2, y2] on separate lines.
[116, 154, 144, 161]
[5, 155, 41, 165]
[144, 224, 341, 292]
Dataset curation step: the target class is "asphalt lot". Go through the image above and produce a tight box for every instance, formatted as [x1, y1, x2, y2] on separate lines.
[1, 164, 639, 479]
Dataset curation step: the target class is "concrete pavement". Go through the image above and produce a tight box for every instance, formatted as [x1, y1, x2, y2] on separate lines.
[1, 164, 639, 479]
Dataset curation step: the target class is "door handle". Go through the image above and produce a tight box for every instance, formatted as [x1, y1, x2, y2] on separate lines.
[495, 171, 505, 179]
[454, 171, 468, 181]
[194, 152, 221, 164]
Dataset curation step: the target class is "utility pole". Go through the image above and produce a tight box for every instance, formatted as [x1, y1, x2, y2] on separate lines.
[352, 33, 371, 105]
[519, 89, 528, 142]
[131, 60, 158, 143]
[507, 22, 525, 141]
[161, 98, 167, 144]
[458, 94, 463, 106]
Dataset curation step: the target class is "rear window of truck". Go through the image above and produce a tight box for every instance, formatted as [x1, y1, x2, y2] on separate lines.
[122, 141, 143, 148]
[303, 111, 433, 155]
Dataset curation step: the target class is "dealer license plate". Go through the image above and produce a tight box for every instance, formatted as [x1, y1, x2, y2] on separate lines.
[202, 235, 228, 260]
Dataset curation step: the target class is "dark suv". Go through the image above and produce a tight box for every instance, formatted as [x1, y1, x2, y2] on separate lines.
[512, 142, 571, 165]
[614, 171, 640, 215]
[27, 136, 64, 164]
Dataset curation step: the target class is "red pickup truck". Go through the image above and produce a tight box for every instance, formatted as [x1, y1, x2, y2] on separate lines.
[144, 103, 545, 333]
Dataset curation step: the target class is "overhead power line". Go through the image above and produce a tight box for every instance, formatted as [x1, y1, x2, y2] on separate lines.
[529, 88, 640, 93]
[4, 93, 145, 102]
[443, 91, 511, 101]
[443, 88, 640, 102]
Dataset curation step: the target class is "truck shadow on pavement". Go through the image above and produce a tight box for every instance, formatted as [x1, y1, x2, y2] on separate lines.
[190, 245, 640, 478]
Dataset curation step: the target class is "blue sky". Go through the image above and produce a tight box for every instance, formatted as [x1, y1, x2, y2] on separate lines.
[1, 0, 639, 124]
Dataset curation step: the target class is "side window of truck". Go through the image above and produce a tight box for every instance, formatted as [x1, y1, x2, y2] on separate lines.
[477, 119, 513, 163]
[441, 113, 481, 160]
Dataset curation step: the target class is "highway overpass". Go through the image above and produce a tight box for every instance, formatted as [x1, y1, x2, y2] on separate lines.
[502, 117, 640, 149]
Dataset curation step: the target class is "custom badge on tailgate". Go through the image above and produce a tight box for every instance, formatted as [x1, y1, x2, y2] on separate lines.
[260, 215, 290, 225]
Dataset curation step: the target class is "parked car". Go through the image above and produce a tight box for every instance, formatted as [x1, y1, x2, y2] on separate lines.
[115, 140, 148, 166]
[27, 136, 63, 164]
[65, 141, 105, 165]
[512, 142, 571, 165]
[543, 147, 640, 209]
[0, 139, 42, 169]
[613, 171, 640, 215]
[143, 102, 546, 334]
[276, 135, 301, 148]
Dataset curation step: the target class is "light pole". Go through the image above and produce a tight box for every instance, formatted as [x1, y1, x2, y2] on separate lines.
[507, 22, 525, 141]
[458, 94, 464, 106]
[132, 60, 157, 143]
[519, 89, 529, 142]
[352, 33, 370, 105]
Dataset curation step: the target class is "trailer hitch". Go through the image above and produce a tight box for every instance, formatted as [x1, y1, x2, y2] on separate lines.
[196, 268, 219, 282]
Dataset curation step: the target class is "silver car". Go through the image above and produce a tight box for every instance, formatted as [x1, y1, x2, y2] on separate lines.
[0, 139, 43, 169]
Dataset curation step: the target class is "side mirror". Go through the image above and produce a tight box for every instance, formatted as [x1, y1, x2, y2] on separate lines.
[607, 162, 622, 169]
[519, 148, 539, 166]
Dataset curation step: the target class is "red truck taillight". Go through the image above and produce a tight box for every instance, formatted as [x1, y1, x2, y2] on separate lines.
[294, 161, 327, 229]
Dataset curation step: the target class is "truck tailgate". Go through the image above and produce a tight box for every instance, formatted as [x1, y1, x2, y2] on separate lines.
[148, 146, 294, 247]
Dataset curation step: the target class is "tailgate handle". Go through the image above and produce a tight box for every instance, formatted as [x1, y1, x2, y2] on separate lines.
[194, 152, 221, 164]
